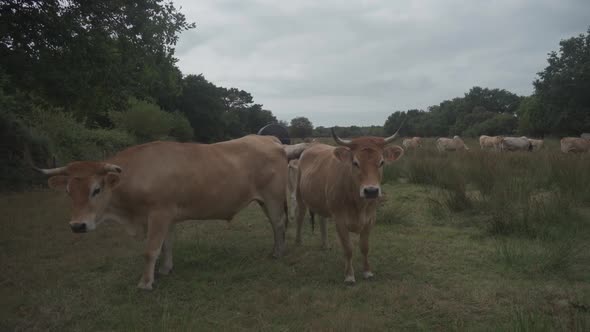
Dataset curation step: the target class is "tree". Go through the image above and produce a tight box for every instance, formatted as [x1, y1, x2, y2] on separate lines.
[289, 117, 313, 138]
[0, 0, 195, 124]
[176, 75, 225, 142]
[524, 27, 590, 135]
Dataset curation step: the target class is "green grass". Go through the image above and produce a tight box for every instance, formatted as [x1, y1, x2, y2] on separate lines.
[2, 180, 590, 330]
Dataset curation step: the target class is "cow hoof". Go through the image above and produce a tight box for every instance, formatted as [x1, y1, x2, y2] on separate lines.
[344, 275, 356, 284]
[137, 280, 153, 290]
[363, 271, 375, 280]
[158, 265, 173, 275]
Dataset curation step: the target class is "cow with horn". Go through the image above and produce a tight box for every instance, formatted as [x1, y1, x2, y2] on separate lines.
[294, 127, 404, 283]
[32, 136, 292, 290]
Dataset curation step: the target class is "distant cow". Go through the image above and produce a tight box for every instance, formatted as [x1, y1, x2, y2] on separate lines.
[500, 137, 532, 152]
[528, 138, 544, 151]
[561, 137, 590, 153]
[581, 133, 590, 140]
[436, 136, 469, 152]
[479, 135, 503, 151]
[34, 136, 291, 290]
[402, 137, 421, 150]
[294, 128, 404, 283]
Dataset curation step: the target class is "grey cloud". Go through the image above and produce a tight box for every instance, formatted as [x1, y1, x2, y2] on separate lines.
[173, 0, 590, 126]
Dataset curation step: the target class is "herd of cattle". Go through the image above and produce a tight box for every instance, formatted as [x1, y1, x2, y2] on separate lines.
[31, 130, 590, 290]
[33, 128, 403, 288]
[402, 134, 590, 153]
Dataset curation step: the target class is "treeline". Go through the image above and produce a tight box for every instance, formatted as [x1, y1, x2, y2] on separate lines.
[0, 1, 278, 189]
[383, 28, 590, 138]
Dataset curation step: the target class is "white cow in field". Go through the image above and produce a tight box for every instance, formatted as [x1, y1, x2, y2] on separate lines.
[500, 137, 532, 152]
[402, 137, 421, 150]
[436, 136, 469, 152]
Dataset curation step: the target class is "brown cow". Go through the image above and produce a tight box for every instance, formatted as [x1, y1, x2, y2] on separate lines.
[479, 135, 503, 151]
[34, 136, 289, 290]
[561, 137, 590, 153]
[294, 129, 404, 283]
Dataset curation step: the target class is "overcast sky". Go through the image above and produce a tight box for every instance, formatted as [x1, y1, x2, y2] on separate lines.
[173, 0, 589, 127]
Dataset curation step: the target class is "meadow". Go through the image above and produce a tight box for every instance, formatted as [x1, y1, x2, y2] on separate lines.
[2, 138, 590, 331]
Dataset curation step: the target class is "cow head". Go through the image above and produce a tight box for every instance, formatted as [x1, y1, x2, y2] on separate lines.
[331, 129, 404, 199]
[36, 162, 122, 233]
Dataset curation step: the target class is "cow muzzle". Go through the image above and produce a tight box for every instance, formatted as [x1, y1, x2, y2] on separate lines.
[361, 186, 381, 199]
[70, 222, 87, 233]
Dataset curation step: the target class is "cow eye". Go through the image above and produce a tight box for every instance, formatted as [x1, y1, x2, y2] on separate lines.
[352, 160, 360, 168]
[91, 187, 101, 197]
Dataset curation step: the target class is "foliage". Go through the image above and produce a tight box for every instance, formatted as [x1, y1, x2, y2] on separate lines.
[519, 27, 590, 136]
[110, 98, 192, 142]
[289, 116, 313, 138]
[384, 87, 523, 137]
[316, 125, 385, 137]
[26, 108, 136, 162]
[0, 0, 195, 124]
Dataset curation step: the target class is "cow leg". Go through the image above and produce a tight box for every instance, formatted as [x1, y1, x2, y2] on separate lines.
[158, 224, 175, 275]
[360, 225, 374, 280]
[289, 191, 297, 223]
[259, 200, 287, 258]
[138, 214, 170, 290]
[318, 216, 328, 249]
[335, 221, 355, 284]
[294, 197, 308, 246]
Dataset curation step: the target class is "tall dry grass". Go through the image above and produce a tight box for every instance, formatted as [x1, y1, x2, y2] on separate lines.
[384, 140, 589, 236]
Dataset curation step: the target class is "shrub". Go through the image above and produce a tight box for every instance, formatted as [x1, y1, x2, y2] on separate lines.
[111, 99, 194, 142]
[0, 109, 51, 190]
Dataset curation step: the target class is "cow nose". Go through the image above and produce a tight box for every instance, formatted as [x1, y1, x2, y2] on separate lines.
[363, 187, 380, 199]
[70, 223, 87, 233]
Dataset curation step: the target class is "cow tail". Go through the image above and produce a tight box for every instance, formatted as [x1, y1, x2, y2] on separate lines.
[309, 211, 315, 233]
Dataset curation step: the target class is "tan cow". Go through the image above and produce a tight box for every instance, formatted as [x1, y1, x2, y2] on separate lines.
[528, 138, 544, 151]
[34, 135, 290, 290]
[402, 137, 421, 150]
[294, 129, 404, 283]
[479, 135, 503, 151]
[561, 137, 590, 153]
[436, 136, 469, 152]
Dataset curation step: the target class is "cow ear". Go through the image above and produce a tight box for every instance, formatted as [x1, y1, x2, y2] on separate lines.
[333, 147, 352, 162]
[384, 145, 404, 163]
[105, 172, 120, 189]
[48, 176, 68, 191]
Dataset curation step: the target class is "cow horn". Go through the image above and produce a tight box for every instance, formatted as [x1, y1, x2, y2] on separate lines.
[33, 166, 68, 176]
[103, 163, 122, 173]
[331, 128, 352, 147]
[384, 118, 405, 144]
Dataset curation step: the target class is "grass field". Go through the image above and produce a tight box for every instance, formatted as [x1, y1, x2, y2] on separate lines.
[2, 138, 590, 331]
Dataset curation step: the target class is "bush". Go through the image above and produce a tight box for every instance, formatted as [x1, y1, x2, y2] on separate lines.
[111, 98, 193, 142]
[0, 109, 51, 190]
[25, 108, 136, 162]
